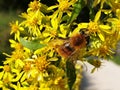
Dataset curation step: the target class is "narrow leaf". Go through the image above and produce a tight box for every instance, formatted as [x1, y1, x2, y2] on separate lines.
[67, 0, 85, 24]
[66, 60, 76, 90]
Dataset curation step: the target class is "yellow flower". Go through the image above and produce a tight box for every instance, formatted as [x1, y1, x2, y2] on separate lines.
[42, 18, 58, 42]
[21, 11, 43, 37]
[9, 39, 30, 54]
[41, 17, 69, 42]
[51, 75, 68, 89]
[88, 21, 99, 34]
[10, 21, 24, 41]
[3, 50, 25, 68]
[9, 39, 23, 50]
[107, 10, 120, 40]
[19, 55, 50, 84]
[89, 39, 114, 58]
[99, 45, 114, 57]
[52, 77, 68, 90]
[20, 61, 35, 82]
[23, 62, 32, 72]
[28, 0, 41, 12]
[87, 10, 112, 41]
[58, 24, 68, 38]
[48, 0, 76, 21]
[0, 65, 24, 89]
[35, 56, 50, 72]
[87, 21, 105, 42]
[86, 9, 119, 58]
[109, 0, 120, 12]
[58, 0, 75, 11]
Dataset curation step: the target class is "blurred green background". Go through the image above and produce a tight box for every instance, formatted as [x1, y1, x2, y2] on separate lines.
[0, 0, 31, 60]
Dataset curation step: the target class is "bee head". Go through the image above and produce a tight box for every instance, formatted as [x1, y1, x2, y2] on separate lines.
[69, 33, 86, 49]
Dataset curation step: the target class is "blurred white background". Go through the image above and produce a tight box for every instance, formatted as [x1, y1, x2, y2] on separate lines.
[80, 60, 120, 90]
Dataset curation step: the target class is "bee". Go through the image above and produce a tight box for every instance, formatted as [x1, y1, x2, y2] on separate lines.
[57, 41, 75, 58]
[56, 31, 87, 59]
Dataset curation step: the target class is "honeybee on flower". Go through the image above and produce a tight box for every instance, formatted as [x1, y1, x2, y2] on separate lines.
[56, 30, 88, 59]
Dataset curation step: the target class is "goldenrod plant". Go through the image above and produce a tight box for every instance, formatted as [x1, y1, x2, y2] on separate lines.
[0, 0, 120, 90]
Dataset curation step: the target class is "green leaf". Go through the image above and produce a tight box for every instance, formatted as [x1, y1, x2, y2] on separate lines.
[20, 37, 46, 51]
[111, 55, 120, 65]
[66, 60, 76, 90]
[67, 0, 86, 24]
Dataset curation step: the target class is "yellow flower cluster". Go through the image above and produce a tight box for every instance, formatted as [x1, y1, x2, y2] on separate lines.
[1, 0, 120, 89]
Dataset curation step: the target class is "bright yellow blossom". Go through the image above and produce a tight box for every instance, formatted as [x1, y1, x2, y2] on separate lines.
[28, 0, 41, 12]
[10, 21, 24, 41]
[35, 56, 50, 72]
[9, 39, 23, 50]
[88, 21, 99, 34]
[87, 10, 112, 42]
[48, 0, 76, 21]
[21, 11, 44, 36]
[3, 50, 25, 68]
[0, 65, 24, 89]
[89, 42, 114, 58]
[107, 9, 120, 40]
